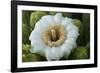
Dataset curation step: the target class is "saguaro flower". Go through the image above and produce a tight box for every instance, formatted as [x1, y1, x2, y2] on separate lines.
[29, 13, 79, 61]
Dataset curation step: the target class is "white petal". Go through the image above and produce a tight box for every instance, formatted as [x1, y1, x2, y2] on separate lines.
[62, 17, 73, 27]
[29, 16, 54, 41]
[65, 17, 73, 22]
[66, 24, 79, 32]
[65, 38, 76, 43]
[29, 19, 48, 41]
[73, 43, 77, 49]
[61, 19, 69, 27]
[67, 29, 79, 38]
[34, 19, 49, 32]
[54, 13, 63, 24]
[30, 40, 46, 56]
[29, 30, 42, 41]
[61, 44, 72, 58]
[33, 15, 56, 33]
[66, 38, 77, 49]
[61, 38, 76, 58]
[61, 40, 73, 52]
[45, 47, 63, 61]
[41, 15, 55, 25]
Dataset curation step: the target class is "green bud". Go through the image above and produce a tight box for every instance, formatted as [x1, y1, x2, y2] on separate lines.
[73, 19, 82, 29]
[50, 12, 72, 17]
[62, 12, 72, 18]
[49, 12, 56, 15]
[22, 53, 43, 62]
[22, 44, 31, 54]
[73, 19, 83, 36]
[30, 11, 47, 30]
[22, 54, 27, 62]
[73, 19, 84, 46]
[69, 47, 89, 59]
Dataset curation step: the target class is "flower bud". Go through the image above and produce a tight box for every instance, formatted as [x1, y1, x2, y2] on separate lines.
[69, 47, 88, 59]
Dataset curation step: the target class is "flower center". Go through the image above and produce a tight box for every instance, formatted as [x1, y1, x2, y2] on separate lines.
[42, 25, 66, 47]
[50, 29, 58, 41]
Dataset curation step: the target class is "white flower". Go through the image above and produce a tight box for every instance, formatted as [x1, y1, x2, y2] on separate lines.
[29, 13, 79, 61]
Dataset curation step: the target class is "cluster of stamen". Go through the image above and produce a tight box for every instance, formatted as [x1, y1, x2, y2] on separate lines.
[42, 25, 66, 47]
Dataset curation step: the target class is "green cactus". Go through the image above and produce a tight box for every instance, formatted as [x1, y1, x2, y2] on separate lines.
[49, 12, 72, 18]
[22, 44, 31, 54]
[75, 14, 90, 46]
[73, 19, 82, 29]
[22, 11, 31, 25]
[82, 14, 90, 45]
[22, 53, 43, 62]
[69, 47, 89, 59]
[49, 11, 57, 15]
[62, 12, 72, 18]
[22, 10, 31, 44]
[73, 19, 85, 46]
[22, 44, 47, 62]
[22, 24, 30, 44]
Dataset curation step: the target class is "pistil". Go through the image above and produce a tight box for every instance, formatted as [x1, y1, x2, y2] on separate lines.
[51, 29, 56, 41]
